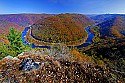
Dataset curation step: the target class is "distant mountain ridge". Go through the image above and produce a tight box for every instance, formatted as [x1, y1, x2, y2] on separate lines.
[94, 14, 125, 38]
[0, 14, 54, 27]
[88, 14, 125, 23]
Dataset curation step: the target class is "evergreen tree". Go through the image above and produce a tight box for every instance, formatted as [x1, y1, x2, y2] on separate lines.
[7, 27, 25, 56]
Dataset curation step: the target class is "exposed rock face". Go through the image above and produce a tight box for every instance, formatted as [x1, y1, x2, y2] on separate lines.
[4, 55, 13, 60]
[4, 55, 20, 60]
[19, 58, 40, 71]
[18, 52, 24, 56]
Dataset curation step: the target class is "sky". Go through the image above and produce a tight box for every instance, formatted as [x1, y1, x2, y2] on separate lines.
[0, 0, 125, 14]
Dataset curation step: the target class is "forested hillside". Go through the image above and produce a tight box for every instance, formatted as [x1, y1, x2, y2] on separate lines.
[31, 14, 94, 45]
[0, 20, 23, 43]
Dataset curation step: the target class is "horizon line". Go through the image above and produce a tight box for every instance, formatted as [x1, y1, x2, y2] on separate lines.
[0, 13, 125, 15]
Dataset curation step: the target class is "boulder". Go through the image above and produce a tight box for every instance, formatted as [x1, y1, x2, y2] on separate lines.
[19, 58, 41, 71]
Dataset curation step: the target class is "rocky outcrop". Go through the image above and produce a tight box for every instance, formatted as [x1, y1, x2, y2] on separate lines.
[0, 53, 124, 83]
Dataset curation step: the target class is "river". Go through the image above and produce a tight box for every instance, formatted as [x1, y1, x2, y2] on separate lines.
[75, 26, 94, 48]
[22, 27, 51, 49]
[22, 26, 95, 49]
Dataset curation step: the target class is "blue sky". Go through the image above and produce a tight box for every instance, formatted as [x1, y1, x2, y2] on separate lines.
[0, 0, 125, 14]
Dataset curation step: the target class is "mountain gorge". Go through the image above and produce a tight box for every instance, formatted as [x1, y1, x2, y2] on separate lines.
[1, 13, 125, 82]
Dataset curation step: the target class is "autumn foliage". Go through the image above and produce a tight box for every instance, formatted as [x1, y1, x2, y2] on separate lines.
[31, 14, 94, 45]
[69, 50, 91, 62]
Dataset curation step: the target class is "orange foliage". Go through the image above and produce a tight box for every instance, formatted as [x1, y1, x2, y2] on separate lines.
[111, 26, 122, 37]
[69, 50, 91, 62]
